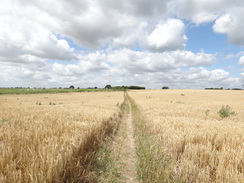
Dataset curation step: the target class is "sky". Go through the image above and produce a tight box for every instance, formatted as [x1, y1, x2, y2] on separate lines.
[1, 0, 244, 89]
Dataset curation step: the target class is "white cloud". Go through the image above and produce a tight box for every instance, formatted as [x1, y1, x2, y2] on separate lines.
[238, 56, 244, 66]
[167, 0, 240, 24]
[213, 10, 244, 45]
[213, 14, 235, 34]
[146, 19, 187, 51]
[106, 49, 215, 75]
[0, 22, 75, 62]
[0, 0, 243, 89]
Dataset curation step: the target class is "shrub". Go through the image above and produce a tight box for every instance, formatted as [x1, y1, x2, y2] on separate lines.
[218, 105, 235, 119]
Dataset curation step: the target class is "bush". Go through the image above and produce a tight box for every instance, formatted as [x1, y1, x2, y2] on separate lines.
[162, 86, 169, 89]
[218, 105, 236, 119]
[128, 86, 145, 90]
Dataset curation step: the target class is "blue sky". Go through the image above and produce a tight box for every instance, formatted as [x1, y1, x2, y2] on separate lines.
[185, 22, 242, 77]
[1, 0, 244, 89]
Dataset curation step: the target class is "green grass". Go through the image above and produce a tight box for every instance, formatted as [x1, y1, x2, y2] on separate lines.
[0, 118, 10, 123]
[0, 88, 125, 95]
[95, 144, 122, 183]
[94, 94, 127, 182]
[218, 105, 236, 119]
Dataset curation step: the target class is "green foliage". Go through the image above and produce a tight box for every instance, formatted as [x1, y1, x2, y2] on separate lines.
[105, 85, 112, 89]
[95, 145, 121, 182]
[205, 87, 223, 90]
[218, 105, 236, 119]
[36, 101, 41, 105]
[111, 85, 146, 90]
[0, 118, 9, 123]
[162, 86, 169, 89]
[128, 86, 145, 90]
[0, 88, 125, 95]
[111, 86, 127, 91]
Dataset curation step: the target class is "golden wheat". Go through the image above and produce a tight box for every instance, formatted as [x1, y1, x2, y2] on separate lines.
[129, 89, 244, 182]
[0, 92, 124, 182]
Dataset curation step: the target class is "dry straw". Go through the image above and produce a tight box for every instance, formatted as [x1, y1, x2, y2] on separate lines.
[129, 89, 244, 182]
[0, 92, 124, 182]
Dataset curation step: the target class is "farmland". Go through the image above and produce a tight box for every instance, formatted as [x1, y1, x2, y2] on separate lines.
[0, 92, 124, 182]
[128, 89, 244, 182]
[0, 89, 244, 182]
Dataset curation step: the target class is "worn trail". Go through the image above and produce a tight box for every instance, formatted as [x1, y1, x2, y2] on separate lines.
[96, 95, 138, 182]
[108, 96, 138, 183]
[120, 99, 138, 182]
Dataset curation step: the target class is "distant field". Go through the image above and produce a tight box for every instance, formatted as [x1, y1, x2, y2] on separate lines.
[129, 89, 244, 182]
[0, 92, 124, 182]
[0, 88, 109, 94]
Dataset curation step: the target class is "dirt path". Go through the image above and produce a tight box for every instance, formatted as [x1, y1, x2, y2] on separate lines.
[96, 96, 138, 183]
[109, 98, 138, 183]
[119, 100, 138, 182]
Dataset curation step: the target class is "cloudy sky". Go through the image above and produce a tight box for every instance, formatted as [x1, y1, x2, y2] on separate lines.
[1, 0, 244, 89]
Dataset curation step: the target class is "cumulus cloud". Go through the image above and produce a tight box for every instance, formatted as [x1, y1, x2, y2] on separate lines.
[167, 0, 241, 24]
[238, 56, 244, 66]
[213, 9, 244, 45]
[0, 0, 243, 88]
[146, 19, 187, 51]
[54, 49, 236, 89]
[0, 16, 75, 62]
[240, 73, 244, 84]
[106, 49, 215, 75]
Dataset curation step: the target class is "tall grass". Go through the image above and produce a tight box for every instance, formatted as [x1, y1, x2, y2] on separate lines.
[128, 89, 244, 182]
[0, 92, 124, 182]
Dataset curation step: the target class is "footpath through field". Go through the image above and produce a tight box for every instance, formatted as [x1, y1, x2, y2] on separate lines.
[118, 95, 138, 182]
[98, 93, 139, 182]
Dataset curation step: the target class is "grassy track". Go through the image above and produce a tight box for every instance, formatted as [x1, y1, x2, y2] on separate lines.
[95, 92, 179, 182]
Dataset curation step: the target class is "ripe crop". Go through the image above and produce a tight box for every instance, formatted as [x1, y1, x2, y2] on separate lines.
[0, 92, 124, 182]
[129, 89, 244, 182]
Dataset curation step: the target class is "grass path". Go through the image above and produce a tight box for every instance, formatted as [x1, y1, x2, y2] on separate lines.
[96, 94, 138, 182]
[118, 98, 138, 182]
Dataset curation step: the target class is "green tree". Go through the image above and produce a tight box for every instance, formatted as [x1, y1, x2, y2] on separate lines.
[105, 85, 112, 89]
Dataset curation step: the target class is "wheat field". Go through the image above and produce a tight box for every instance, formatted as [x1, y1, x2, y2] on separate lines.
[0, 92, 124, 182]
[129, 89, 244, 182]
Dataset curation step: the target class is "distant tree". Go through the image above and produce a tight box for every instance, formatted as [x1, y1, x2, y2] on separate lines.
[94, 87, 97, 89]
[162, 86, 169, 89]
[69, 85, 75, 89]
[205, 87, 223, 90]
[105, 85, 112, 89]
[128, 86, 145, 90]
